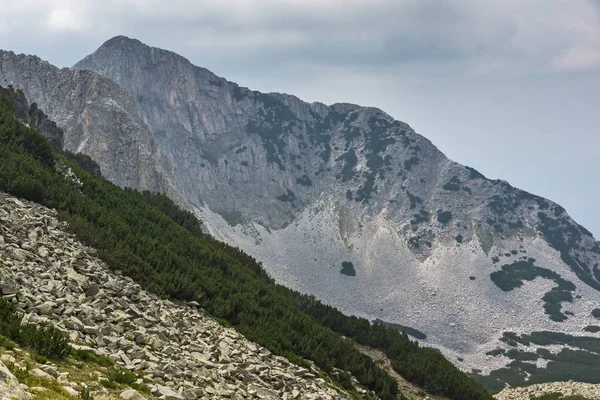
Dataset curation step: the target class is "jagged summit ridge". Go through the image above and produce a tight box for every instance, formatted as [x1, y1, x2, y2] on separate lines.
[77, 35, 214, 76]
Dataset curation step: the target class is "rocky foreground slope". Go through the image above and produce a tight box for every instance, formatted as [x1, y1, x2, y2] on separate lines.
[495, 382, 600, 400]
[0, 191, 356, 399]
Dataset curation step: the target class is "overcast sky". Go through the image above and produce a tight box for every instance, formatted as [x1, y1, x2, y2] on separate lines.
[1, 0, 599, 237]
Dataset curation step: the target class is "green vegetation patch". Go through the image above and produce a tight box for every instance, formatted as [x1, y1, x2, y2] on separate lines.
[490, 259, 575, 322]
[340, 261, 356, 277]
[485, 349, 505, 356]
[296, 175, 313, 187]
[443, 176, 462, 191]
[406, 191, 423, 210]
[505, 349, 538, 361]
[475, 343, 600, 392]
[330, 116, 401, 203]
[354, 172, 377, 203]
[365, 116, 397, 155]
[245, 93, 298, 170]
[465, 166, 487, 180]
[536, 211, 600, 292]
[336, 149, 358, 183]
[373, 319, 427, 340]
[403, 156, 420, 171]
[485, 330, 600, 390]
[411, 210, 430, 226]
[276, 189, 296, 203]
[583, 325, 600, 333]
[437, 210, 452, 224]
[0, 300, 69, 359]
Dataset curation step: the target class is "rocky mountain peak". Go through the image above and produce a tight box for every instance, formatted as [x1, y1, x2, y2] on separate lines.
[98, 34, 144, 49]
[75, 36, 219, 92]
[74, 38, 449, 231]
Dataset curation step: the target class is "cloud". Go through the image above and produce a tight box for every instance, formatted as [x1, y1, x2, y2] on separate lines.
[44, 7, 84, 32]
[553, 46, 600, 71]
[1, 0, 599, 76]
[120, 1, 600, 75]
[0, 0, 571, 71]
[0, 0, 595, 78]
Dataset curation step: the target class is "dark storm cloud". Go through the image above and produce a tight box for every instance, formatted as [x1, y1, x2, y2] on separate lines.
[1, 0, 597, 75]
[0, 1, 517, 68]
[136, 0, 516, 68]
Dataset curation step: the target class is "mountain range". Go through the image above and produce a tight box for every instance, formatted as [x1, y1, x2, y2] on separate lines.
[2, 36, 600, 390]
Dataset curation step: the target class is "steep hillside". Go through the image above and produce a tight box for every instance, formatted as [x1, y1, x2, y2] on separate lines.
[0, 86, 493, 400]
[73, 37, 600, 386]
[0, 191, 352, 399]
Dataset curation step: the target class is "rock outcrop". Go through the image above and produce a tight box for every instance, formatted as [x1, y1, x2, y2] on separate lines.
[0, 360, 28, 400]
[0, 50, 179, 201]
[0, 85, 63, 150]
[0, 191, 354, 399]
[495, 381, 600, 400]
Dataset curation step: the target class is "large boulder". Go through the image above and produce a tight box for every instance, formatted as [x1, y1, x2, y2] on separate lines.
[120, 388, 146, 400]
[0, 361, 30, 400]
[150, 384, 184, 400]
[0, 278, 19, 295]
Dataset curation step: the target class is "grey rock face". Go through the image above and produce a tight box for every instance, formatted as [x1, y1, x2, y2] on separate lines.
[73, 37, 600, 378]
[75, 39, 592, 248]
[0, 360, 30, 400]
[0, 50, 179, 200]
[120, 389, 145, 400]
[75, 36, 449, 230]
[73, 37, 600, 291]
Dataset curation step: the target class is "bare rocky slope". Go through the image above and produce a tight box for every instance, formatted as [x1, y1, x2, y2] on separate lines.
[2, 36, 600, 387]
[0, 191, 355, 399]
[495, 382, 600, 400]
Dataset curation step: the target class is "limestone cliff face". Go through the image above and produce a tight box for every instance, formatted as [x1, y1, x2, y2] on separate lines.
[0, 50, 178, 200]
[74, 36, 450, 230]
[73, 37, 600, 286]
